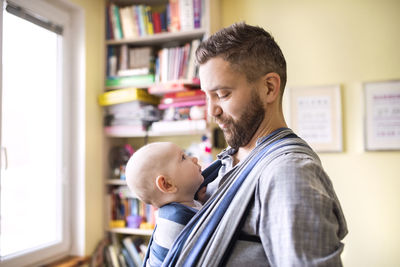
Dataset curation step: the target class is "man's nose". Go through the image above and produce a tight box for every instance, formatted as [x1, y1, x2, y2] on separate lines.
[207, 99, 222, 117]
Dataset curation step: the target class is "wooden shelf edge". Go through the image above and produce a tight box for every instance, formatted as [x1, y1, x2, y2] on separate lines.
[106, 179, 127, 185]
[106, 28, 206, 46]
[107, 227, 153, 236]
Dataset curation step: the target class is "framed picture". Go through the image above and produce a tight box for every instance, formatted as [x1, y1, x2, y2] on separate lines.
[287, 84, 343, 152]
[364, 80, 400, 151]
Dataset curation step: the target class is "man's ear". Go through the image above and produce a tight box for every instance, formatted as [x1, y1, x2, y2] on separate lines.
[262, 72, 281, 103]
[155, 175, 177, 194]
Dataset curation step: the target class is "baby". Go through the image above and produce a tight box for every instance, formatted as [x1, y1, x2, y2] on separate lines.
[125, 142, 204, 267]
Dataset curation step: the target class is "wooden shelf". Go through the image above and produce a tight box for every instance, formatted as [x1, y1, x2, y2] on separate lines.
[108, 227, 153, 236]
[106, 179, 127, 185]
[105, 119, 208, 138]
[106, 28, 207, 46]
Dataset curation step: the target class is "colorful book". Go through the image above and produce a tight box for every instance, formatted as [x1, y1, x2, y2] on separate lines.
[161, 90, 205, 104]
[148, 82, 192, 94]
[106, 74, 155, 88]
[193, 0, 202, 28]
[99, 88, 160, 106]
[168, 0, 180, 32]
[145, 6, 154, 35]
[112, 4, 123, 39]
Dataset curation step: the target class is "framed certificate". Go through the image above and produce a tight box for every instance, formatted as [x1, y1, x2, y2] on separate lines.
[364, 80, 400, 151]
[287, 84, 343, 152]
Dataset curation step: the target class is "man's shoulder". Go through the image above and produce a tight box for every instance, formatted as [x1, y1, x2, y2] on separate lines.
[256, 150, 330, 196]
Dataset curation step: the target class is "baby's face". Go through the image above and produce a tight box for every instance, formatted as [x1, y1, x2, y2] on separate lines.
[160, 143, 204, 195]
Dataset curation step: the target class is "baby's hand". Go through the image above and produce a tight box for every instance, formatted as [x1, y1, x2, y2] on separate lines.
[196, 186, 208, 204]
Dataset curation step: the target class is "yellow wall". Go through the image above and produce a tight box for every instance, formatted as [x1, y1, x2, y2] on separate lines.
[221, 0, 400, 266]
[69, 0, 105, 255]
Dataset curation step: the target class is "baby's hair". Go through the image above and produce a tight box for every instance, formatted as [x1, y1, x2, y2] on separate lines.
[125, 142, 172, 206]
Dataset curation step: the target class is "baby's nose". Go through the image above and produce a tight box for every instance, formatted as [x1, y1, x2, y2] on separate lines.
[191, 156, 198, 164]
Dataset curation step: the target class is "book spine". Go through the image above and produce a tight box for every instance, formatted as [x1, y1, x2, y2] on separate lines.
[106, 4, 114, 39]
[163, 89, 205, 99]
[186, 39, 200, 81]
[123, 238, 143, 267]
[145, 6, 154, 35]
[99, 87, 159, 106]
[179, 0, 194, 31]
[130, 6, 139, 37]
[113, 5, 123, 39]
[168, 0, 180, 32]
[193, 0, 201, 28]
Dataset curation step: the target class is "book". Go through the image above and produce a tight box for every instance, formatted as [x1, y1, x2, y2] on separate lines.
[151, 119, 207, 133]
[158, 99, 206, 109]
[145, 6, 154, 35]
[129, 47, 152, 69]
[168, 0, 180, 32]
[193, 0, 202, 28]
[106, 4, 114, 39]
[179, 0, 194, 31]
[130, 6, 140, 37]
[112, 4, 123, 39]
[122, 237, 143, 267]
[119, 7, 135, 39]
[107, 245, 121, 267]
[161, 89, 205, 105]
[186, 39, 200, 80]
[105, 125, 145, 137]
[99, 88, 160, 106]
[118, 253, 128, 267]
[121, 248, 136, 267]
[148, 82, 192, 95]
[106, 74, 155, 88]
[119, 44, 129, 71]
[136, 5, 145, 36]
[117, 68, 150, 77]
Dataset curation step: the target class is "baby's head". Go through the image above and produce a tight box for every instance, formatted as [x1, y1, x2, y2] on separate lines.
[125, 142, 204, 208]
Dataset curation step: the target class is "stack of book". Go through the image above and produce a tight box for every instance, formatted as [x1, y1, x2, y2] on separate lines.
[99, 88, 161, 135]
[104, 233, 148, 267]
[107, 46, 155, 89]
[159, 89, 206, 110]
[106, 0, 203, 40]
[154, 39, 200, 84]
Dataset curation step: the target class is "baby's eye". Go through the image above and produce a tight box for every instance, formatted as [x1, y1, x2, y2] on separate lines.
[181, 154, 187, 161]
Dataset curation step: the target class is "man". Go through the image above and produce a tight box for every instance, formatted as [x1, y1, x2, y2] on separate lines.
[164, 22, 348, 267]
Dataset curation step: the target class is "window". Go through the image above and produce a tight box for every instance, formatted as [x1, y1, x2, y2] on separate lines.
[0, 0, 84, 265]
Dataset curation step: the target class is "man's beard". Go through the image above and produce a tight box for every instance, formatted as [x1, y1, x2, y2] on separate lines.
[216, 89, 265, 149]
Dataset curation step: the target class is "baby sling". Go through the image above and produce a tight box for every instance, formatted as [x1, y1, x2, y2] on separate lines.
[153, 128, 314, 266]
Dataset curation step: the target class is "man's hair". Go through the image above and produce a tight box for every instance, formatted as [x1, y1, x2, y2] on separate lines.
[196, 22, 287, 93]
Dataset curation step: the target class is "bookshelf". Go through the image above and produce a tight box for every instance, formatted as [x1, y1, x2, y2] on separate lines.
[101, 0, 221, 265]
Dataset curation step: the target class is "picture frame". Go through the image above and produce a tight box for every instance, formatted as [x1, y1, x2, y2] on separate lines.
[364, 80, 400, 151]
[287, 84, 343, 152]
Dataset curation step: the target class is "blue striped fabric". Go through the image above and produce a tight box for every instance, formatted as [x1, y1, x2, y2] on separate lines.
[162, 129, 297, 267]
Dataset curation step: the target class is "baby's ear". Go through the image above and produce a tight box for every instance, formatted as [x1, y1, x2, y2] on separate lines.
[155, 175, 177, 194]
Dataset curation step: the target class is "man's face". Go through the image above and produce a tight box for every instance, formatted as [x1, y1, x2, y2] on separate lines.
[199, 58, 265, 149]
